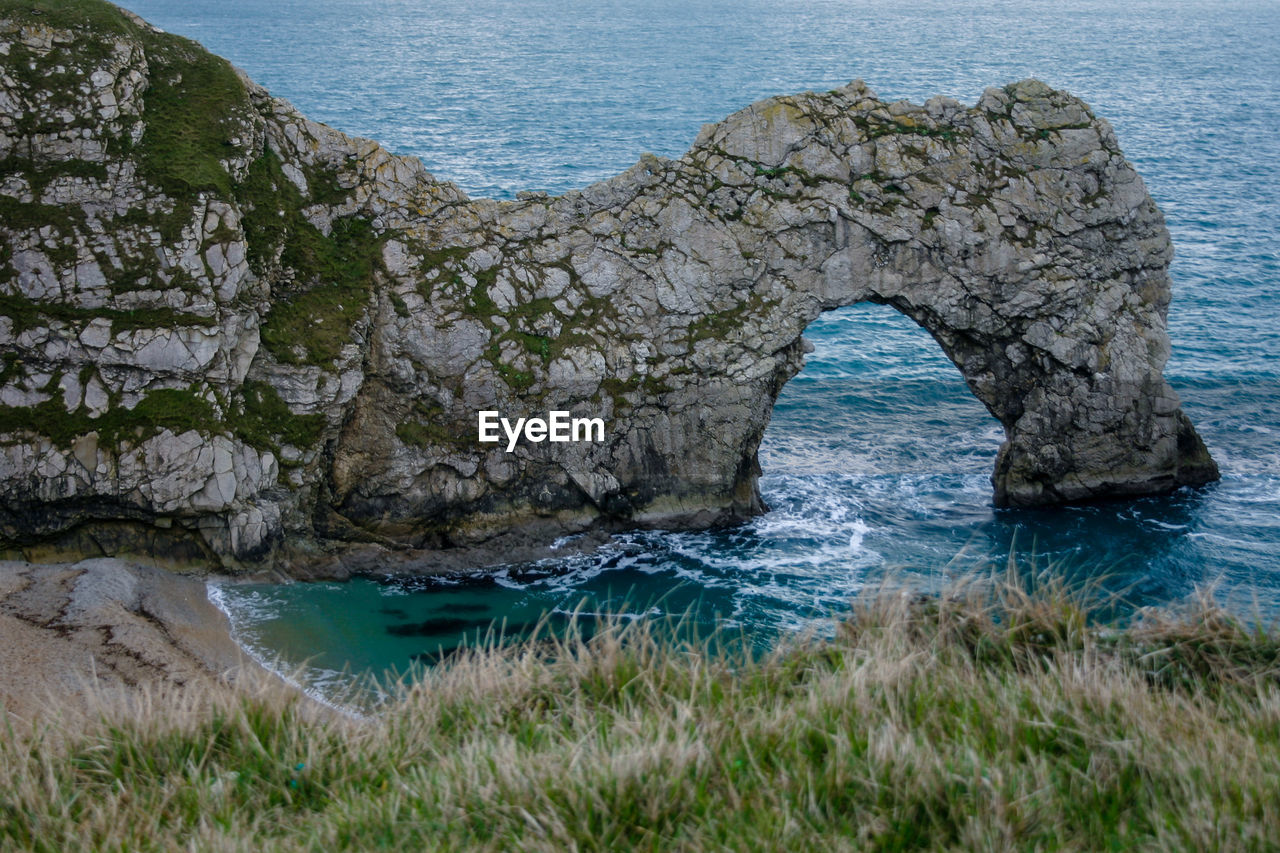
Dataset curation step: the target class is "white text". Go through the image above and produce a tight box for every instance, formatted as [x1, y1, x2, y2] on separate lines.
[478, 410, 605, 452]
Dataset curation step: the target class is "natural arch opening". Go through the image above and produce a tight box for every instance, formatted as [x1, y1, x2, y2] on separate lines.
[758, 303, 1003, 549]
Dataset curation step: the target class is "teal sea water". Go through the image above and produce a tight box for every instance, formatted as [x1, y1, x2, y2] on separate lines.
[122, 0, 1280, 686]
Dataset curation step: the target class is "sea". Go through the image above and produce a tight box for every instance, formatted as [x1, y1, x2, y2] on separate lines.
[120, 0, 1280, 692]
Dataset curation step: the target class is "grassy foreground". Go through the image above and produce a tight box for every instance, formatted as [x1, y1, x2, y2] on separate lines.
[3, 579, 1280, 851]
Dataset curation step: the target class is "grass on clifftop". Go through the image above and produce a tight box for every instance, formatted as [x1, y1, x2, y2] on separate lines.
[3, 577, 1280, 851]
[0, 0, 138, 36]
[0, 0, 251, 198]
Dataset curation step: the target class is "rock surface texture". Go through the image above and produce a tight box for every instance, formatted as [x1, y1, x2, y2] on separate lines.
[0, 2, 1218, 573]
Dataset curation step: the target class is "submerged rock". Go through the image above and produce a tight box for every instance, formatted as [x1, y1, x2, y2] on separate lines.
[0, 1, 1217, 572]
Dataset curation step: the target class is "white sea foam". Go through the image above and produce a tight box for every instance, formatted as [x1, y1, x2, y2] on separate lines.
[206, 582, 373, 719]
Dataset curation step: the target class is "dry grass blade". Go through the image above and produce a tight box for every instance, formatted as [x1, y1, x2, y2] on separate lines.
[2, 575, 1279, 851]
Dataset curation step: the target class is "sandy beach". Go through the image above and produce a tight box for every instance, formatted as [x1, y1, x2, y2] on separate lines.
[0, 558, 258, 723]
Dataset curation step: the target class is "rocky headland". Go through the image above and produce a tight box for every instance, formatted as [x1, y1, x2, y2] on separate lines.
[0, 0, 1218, 576]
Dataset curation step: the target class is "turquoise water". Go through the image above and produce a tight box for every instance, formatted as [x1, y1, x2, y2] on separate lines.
[122, 0, 1280, 683]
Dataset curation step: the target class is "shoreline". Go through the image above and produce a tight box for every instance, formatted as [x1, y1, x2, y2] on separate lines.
[0, 532, 623, 725]
[0, 557, 277, 723]
[204, 579, 384, 719]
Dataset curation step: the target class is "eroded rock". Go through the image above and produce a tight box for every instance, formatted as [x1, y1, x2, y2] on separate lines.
[0, 2, 1217, 572]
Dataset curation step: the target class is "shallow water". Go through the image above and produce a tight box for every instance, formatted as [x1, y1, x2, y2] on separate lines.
[119, 0, 1280, 685]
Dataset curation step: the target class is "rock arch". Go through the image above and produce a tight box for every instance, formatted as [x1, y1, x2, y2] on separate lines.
[333, 79, 1219, 547]
[0, 4, 1217, 570]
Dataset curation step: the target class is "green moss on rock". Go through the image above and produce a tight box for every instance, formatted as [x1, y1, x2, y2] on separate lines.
[394, 399, 480, 451]
[0, 387, 218, 448]
[0, 376, 324, 460]
[0, 156, 108, 198]
[230, 380, 325, 451]
[0, 0, 140, 35]
[236, 149, 382, 367]
[257, 216, 381, 366]
[0, 194, 86, 237]
[0, 293, 217, 334]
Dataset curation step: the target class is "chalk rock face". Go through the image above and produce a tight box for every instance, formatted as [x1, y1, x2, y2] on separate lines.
[0, 2, 1217, 571]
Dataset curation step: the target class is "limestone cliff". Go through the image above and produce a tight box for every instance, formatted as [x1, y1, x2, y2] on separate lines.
[0, 1, 1218, 572]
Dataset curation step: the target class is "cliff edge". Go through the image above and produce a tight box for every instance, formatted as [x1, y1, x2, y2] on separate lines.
[0, 0, 1218, 572]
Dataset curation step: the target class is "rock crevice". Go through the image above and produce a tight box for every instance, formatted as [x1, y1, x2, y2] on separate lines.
[0, 2, 1218, 572]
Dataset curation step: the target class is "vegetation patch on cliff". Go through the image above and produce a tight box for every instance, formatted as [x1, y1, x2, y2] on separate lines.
[230, 380, 326, 452]
[135, 30, 250, 199]
[395, 400, 478, 452]
[1, 0, 251, 199]
[0, 293, 216, 334]
[0, 378, 324, 458]
[237, 149, 381, 367]
[258, 215, 381, 366]
[0, 194, 86, 242]
[0, 0, 138, 35]
[0, 386, 217, 447]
